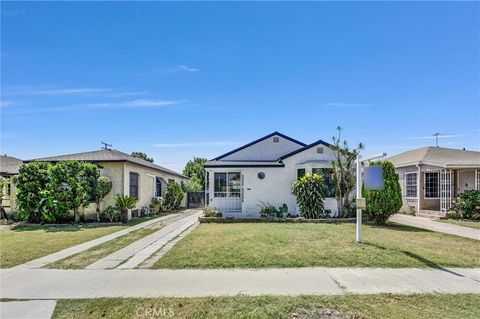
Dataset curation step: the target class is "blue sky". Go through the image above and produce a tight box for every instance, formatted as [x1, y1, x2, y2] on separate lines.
[1, 2, 479, 172]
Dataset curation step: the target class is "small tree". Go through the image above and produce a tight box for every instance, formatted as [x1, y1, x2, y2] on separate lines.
[114, 194, 137, 223]
[49, 161, 99, 223]
[131, 152, 154, 163]
[15, 162, 52, 223]
[0, 178, 9, 219]
[93, 176, 113, 222]
[363, 160, 402, 225]
[164, 181, 184, 211]
[182, 173, 203, 192]
[183, 157, 207, 189]
[330, 126, 364, 217]
[292, 173, 326, 219]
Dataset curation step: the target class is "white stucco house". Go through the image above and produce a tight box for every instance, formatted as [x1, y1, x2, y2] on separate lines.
[204, 132, 337, 217]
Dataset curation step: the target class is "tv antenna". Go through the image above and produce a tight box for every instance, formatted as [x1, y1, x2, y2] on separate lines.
[433, 133, 440, 147]
[101, 141, 112, 150]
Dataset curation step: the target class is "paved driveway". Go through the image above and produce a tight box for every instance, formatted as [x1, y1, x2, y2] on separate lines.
[390, 214, 480, 240]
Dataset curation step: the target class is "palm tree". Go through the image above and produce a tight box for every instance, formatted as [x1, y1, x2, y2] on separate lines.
[114, 194, 137, 223]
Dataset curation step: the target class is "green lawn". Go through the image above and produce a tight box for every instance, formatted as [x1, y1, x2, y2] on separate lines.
[52, 294, 480, 319]
[440, 219, 480, 230]
[46, 228, 158, 269]
[153, 222, 480, 269]
[0, 217, 157, 268]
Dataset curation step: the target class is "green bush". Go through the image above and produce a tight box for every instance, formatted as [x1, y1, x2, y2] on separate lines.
[449, 190, 480, 220]
[291, 174, 326, 219]
[15, 162, 53, 223]
[259, 203, 288, 218]
[202, 207, 222, 217]
[150, 197, 166, 214]
[101, 205, 120, 222]
[164, 181, 184, 211]
[363, 160, 402, 225]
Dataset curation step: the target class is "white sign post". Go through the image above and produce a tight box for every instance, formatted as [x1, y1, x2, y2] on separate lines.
[355, 152, 387, 243]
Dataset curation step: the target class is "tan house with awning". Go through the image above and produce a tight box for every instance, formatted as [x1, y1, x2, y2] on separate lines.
[388, 147, 480, 217]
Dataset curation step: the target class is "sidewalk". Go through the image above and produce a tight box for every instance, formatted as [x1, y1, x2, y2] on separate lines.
[390, 214, 480, 240]
[1, 267, 479, 299]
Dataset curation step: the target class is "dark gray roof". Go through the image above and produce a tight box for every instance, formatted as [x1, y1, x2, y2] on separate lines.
[388, 147, 480, 168]
[29, 149, 187, 178]
[0, 155, 23, 175]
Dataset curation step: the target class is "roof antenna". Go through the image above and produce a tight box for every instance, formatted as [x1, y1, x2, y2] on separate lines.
[101, 141, 112, 150]
[432, 133, 440, 147]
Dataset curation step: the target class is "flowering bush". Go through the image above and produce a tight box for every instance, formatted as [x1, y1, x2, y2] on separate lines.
[448, 190, 480, 220]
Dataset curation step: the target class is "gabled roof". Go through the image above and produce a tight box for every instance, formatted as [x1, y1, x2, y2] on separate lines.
[0, 155, 23, 175]
[278, 139, 332, 161]
[212, 131, 306, 161]
[28, 149, 187, 178]
[388, 147, 480, 168]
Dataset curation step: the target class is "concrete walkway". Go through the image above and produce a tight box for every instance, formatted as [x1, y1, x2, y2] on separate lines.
[86, 211, 202, 269]
[1, 267, 479, 299]
[11, 210, 198, 270]
[390, 214, 480, 240]
[0, 300, 57, 319]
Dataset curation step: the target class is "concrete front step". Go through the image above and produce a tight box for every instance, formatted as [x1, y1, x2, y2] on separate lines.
[417, 210, 446, 219]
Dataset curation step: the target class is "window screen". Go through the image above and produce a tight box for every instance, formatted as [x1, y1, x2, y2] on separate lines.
[424, 172, 439, 198]
[129, 172, 139, 199]
[405, 172, 417, 198]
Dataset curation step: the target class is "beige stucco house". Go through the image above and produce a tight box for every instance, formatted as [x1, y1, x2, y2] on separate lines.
[0, 155, 23, 213]
[388, 147, 480, 217]
[30, 149, 188, 219]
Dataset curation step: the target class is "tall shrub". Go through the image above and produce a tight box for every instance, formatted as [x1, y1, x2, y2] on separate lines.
[363, 160, 402, 225]
[49, 161, 99, 222]
[93, 176, 113, 222]
[15, 162, 52, 223]
[292, 173, 326, 219]
[164, 181, 184, 211]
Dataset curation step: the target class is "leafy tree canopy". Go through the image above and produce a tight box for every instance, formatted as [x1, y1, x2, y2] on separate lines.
[183, 157, 207, 189]
[131, 151, 154, 163]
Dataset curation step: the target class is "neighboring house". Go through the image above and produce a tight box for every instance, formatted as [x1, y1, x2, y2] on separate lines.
[388, 147, 480, 216]
[205, 132, 338, 217]
[29, 149, 188, 219]
[0, 155, 23, 213]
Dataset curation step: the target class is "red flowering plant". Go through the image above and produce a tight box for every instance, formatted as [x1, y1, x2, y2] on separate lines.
[448, 190, 480, 220]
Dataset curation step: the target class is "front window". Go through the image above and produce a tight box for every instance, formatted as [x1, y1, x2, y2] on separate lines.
[405, 172, 417, 198]
[129, 172, 139, 199]
[424, 172, 439, 198]
[214, 172, 240, 197]
[312, 168, 336, 197]
[155, 177, 162, 197]
[297, 168, 306, 179]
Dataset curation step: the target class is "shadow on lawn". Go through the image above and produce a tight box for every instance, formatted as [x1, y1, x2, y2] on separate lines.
[364, 241, 465, 277]
[368, 222, 435, 233]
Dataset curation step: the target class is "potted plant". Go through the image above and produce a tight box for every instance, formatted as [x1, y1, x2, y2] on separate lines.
[114, 194, 137, 223]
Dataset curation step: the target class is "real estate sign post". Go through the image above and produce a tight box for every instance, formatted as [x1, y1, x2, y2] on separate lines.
[356, 152, 387, 243]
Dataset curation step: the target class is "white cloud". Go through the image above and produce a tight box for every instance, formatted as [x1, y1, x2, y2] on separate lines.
[83, 99, 184, 108]
[151, 65, 200, 76]
[153, 141, 237, 148]
[0, 100, 16, 108]
[323, 102, 372, 108]
[3, 86, 147, 97]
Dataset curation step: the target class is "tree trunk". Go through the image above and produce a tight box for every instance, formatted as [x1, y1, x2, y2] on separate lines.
[0, 206, 7, 220]
[74, 208, 80, 223]
[121, 208, 129, 223]
[96, 200, 101, 222]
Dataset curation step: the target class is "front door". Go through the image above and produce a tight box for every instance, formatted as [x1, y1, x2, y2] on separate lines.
[440, 169, 453, 212]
